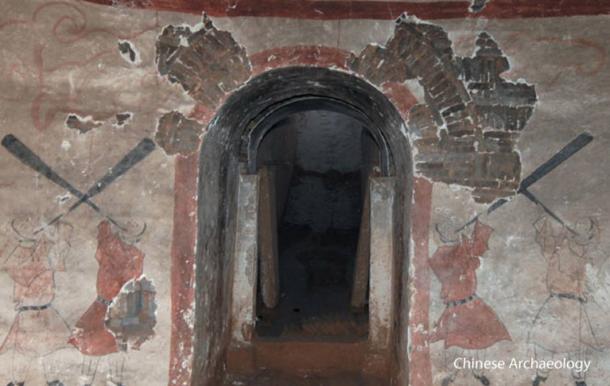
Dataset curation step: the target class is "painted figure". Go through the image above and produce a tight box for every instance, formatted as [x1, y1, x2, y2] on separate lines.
[70, 220, 154, 386]
[430, 220, 511, 385]
[0, 218, 73, 386]
[528, 215, 601, 386]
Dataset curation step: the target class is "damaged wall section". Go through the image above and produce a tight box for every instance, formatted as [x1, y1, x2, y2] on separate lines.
[155, 15, 251, 108]
[155, 111, 204, 156]
[412, 31, 536, 202]
[350, 16, 537, 203]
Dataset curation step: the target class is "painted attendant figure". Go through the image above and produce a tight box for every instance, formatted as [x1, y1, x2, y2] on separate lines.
[528, 215, 601, 386]
[0, 217, 73, 386]
[69, 220, 153, 386]
[429, 219, 511, 386]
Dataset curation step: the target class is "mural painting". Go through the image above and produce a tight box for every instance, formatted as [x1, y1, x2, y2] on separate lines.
[69, 220, 154, 386]
[428, 131, 600, 386]
[0, 218, 72, 386]
[0, 133, 158, 385]
[528, 216, 602, 386]
[430, 220, 511, 385]
[0, 1, 608, 385]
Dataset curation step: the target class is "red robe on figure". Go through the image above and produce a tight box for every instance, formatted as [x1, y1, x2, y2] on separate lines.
[69, 221, 144, 356]
[429, 221, 511, 349]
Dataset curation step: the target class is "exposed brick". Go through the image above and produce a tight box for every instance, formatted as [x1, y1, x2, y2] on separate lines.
[155, 111, 204, 156]
[476, 105, 535, 131]
[414, 151, 445, 165]
[408, 104, 437, 138]
[156, 14, 251, 108]
[486, 152, 521, 180]
[337, 19, 535, 203]
[460, 32, 537, 133]
[479, 131, 518, 152]
[473, 186, 517, 203]
[427, 71, 448, 90]
[415, 162, 450, 180]
[440, 135, 477, 153]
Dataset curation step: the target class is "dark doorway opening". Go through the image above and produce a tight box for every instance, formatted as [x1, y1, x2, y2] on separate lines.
[255, 110, 380, 340]
[193, 67, 412, 385]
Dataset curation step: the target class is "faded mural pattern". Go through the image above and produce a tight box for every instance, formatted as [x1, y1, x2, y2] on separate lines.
[0, 1, 189, 384]
[0, 0, 609, 385]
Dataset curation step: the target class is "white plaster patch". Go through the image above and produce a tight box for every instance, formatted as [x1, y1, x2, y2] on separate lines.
[182, 307, 195, 330]
[56, 192, 71, 205]
[404, 79, 426, 104]
[179, 35, 189, 47]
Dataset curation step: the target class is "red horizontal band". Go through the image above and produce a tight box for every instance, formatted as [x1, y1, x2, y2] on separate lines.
[83, 0, 610, 20]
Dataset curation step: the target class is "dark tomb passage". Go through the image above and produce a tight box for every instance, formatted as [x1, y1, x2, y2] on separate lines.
[255, 109, 381, 340]
[196, 68, 412, 384]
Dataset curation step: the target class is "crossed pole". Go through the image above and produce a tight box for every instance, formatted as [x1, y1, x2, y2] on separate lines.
[3, 131, 593, 236]
[1, 134, 156, 234]
[455, 132, 594, 234]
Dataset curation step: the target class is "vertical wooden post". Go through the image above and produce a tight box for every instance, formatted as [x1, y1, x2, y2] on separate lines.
[368, 176, 396, 350]
[258, 166, 280, 308]
[230, 174, 259, 344]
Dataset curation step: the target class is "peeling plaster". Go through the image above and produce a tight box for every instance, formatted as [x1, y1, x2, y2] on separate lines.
[155, 15, 251, 108]
[118, 40, 142, 65]
[65, 114, 103, 134]
[154, 111, 203, 156]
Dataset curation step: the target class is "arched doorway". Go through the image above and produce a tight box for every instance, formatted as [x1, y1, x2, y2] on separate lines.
[193, 67, 413, 385]
[253, 108, 379, 341]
